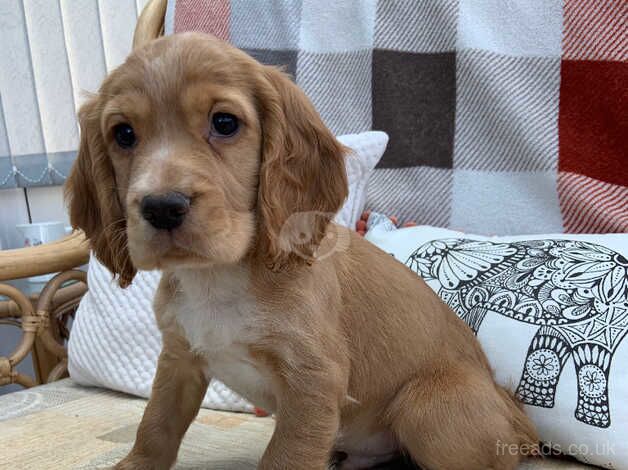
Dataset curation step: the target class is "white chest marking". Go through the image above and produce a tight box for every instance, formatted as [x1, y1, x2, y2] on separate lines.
[171, 265, 275, 411]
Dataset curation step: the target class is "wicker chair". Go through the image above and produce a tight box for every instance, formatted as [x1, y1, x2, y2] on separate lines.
[0, 232, 88, 388]
[0, 0, 168, 392]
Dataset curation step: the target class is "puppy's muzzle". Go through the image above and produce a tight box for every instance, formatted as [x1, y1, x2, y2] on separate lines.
[141, 192, 190, 230]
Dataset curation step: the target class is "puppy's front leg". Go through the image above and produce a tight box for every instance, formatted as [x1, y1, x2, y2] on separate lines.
[260, 391, 341, 470]
[257, 354, 346, 470]
[115, 333, 208, 470]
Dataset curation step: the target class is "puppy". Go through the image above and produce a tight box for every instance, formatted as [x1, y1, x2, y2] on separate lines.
[65, 32, 537, 470]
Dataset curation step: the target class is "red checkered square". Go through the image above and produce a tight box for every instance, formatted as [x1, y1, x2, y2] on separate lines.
[558, 60, 628, 187]
[562, 0, 626, 61]
[174, 0, 230, 40]
[558, 172, 628, 233]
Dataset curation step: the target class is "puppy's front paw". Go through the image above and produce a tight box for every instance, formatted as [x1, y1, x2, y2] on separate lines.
[114, 452, 162, 470]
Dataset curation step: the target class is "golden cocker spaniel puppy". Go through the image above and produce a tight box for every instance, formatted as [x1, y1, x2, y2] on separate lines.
[65, 33, 537, 470]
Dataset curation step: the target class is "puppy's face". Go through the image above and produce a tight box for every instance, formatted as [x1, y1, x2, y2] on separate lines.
[65, 33, 348, 286]
[103, 36, 262, 271]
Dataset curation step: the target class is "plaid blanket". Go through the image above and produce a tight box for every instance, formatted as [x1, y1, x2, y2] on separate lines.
[167, 0, 626, 235]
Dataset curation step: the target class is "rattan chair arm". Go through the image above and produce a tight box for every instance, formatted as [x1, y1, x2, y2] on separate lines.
[0, 231, 89, 282]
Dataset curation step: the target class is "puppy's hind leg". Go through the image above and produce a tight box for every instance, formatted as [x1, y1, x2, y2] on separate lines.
[385, 367, 538, 470]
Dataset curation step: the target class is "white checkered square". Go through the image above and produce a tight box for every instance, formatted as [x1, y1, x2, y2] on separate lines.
[299, 0, 376, 53]
[230, 0, 301, 50]
[450, 170, 563, 234]
[453, 50, 561, 172]
[296, 50, 372, 135]
[374, 0, 458, 53]
[457, 0, 564, 57]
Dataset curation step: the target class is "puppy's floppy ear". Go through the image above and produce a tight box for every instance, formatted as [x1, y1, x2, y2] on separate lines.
[256, 66, 349, 268]
[64, 97, 136, 287]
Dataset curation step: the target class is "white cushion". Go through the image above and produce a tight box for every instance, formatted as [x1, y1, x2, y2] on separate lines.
[335, 131, 388, 228]
[68, 131, 387, 413]
[365, 220, 628, 469]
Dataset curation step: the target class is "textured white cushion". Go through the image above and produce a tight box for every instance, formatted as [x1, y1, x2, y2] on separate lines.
[365, 220, 628, 469]
[335, 131, 388, 228]
[68, 131, 387, 413]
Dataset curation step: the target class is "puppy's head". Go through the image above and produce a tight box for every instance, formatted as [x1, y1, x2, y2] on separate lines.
[65, 33, 348, 287]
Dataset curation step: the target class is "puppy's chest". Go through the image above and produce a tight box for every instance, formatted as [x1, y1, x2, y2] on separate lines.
[171, 269, 275, 410]
[176, 290, 254, 354]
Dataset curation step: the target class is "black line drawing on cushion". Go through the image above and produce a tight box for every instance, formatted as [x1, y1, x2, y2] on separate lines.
[406, 239, 628, 428]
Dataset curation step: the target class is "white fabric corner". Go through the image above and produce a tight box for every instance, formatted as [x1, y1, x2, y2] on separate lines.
[335, 131, 388, 228]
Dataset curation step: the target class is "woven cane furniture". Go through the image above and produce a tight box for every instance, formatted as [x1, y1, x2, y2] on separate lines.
[0, 231, 88, 389]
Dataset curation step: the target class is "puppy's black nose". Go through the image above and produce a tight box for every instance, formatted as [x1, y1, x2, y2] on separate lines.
[141, 192, 190, 230]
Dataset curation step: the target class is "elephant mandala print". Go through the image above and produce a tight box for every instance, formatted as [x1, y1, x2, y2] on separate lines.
[406, 239, 628, 428]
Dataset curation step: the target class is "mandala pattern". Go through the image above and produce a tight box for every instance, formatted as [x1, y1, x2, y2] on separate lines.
[406, 239, 628, 428]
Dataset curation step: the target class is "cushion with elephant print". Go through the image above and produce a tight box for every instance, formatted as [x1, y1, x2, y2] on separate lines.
[365, 221, 627, 470]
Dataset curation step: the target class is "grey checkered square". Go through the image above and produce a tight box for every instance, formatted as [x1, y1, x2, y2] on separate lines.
[375, 0, 458, 53]
[367, 166, 453, 226]
[296, 50, 372, 135]
[453, 50, 560, 171]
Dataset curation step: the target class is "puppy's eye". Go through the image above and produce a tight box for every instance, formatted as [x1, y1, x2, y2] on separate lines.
[211, 113, 239, 136]
[113, 123, 136, 149]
